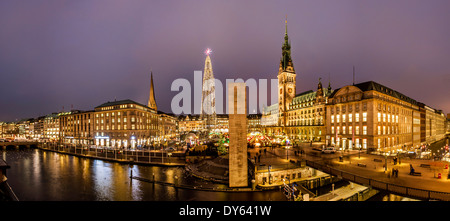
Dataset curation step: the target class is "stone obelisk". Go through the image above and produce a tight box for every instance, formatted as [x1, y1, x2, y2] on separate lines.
[228, 82, 248, 187]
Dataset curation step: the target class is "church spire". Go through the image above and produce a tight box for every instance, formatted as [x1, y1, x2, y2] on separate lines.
[148, 71, 157, 111]
[285, 15, 288, 37]
[280, 16, 293, 73]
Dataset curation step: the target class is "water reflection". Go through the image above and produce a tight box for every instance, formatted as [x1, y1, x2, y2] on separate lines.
[2, 149, 286, 201]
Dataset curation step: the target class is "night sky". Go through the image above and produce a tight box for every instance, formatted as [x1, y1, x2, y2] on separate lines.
[1, 0, 449, 122]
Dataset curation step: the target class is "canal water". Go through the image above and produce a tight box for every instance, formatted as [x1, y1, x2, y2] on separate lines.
[1, 148, 286, 201]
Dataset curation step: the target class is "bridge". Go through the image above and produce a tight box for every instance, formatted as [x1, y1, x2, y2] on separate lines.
[267, 144, 450, 201]
[303, 158, 450, 201]
[0, 141, 39, 150]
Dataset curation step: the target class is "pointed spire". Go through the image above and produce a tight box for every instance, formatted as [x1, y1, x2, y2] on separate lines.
[285, 15, 288, 36]
[148, 71, 157, 111]
[280, 16, 293, 72]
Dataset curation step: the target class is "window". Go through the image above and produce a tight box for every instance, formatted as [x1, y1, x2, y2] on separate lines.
[378, 126, 381, 135]
[356, 126, 360, 135]
[337, 126, 340, 134]
[363, 126, 367, 135]
[342, 115, 346, 123]
[355, 113, 360, 122]
[337, 115, 340, 123]
[343, 126, 346, 134]
[378, 113, 381, 122]
[349, 114, 352, 122]
[349, 126, 353, 135]
[363, 112, 367, 122]
[383, 113, 386, 122]
[331, 126, 335, 134]
[331, 115, 334, 123]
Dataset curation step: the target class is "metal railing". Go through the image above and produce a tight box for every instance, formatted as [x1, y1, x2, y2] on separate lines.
[37, 143, 186, 166]
[305, 160, 450, 201]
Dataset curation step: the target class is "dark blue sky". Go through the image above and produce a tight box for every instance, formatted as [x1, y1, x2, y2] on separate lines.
[1, 0, 449, 121]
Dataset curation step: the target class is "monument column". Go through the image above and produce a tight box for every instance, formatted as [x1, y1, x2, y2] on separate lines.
[228, 83, 248, 187]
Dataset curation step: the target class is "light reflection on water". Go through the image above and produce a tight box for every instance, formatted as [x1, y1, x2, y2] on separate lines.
[2, 149, 286, 201]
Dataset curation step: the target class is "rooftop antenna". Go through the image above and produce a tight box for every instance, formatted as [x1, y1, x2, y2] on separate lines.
[353, 66, 355, 85]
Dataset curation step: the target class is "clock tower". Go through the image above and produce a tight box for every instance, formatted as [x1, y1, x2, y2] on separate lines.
[278, 18, 296, 126]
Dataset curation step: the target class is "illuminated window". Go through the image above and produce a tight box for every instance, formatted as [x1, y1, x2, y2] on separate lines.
[332, 126, 335, 134]
[337, 126, 340, 134]
[363, 112, 367, 122]
[342, 115, 346, 123]
[349, 114, 352, 122]
[378, 126, 381, 135]
[356, 126, 360, 135]
[355, 113, 360, 122]
[349, 126, 353, 134]
[331, 115, 334, 123]
[337, 115, 340, 123]
[363, 126, 367, 135]
[343, 126, 346, 134]
[383, 113, 386, 122]
[378, 113, 381, 122]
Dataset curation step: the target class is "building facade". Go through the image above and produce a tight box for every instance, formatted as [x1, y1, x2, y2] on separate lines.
[158, 111, 177, 141]
[60, 110, 94, 145]
[93, 99, 159, 148]
[261, 20, 333, 143]
[325, 81, 447, 154]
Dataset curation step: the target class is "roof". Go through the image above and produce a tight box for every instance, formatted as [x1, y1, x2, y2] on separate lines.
[330, 81, 418, 106]
[95, 99, 147, 109]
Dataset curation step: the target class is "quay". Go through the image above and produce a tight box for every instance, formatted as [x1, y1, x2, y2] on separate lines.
[0, 159, 19, 201]
[37, 143, 185, 167]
